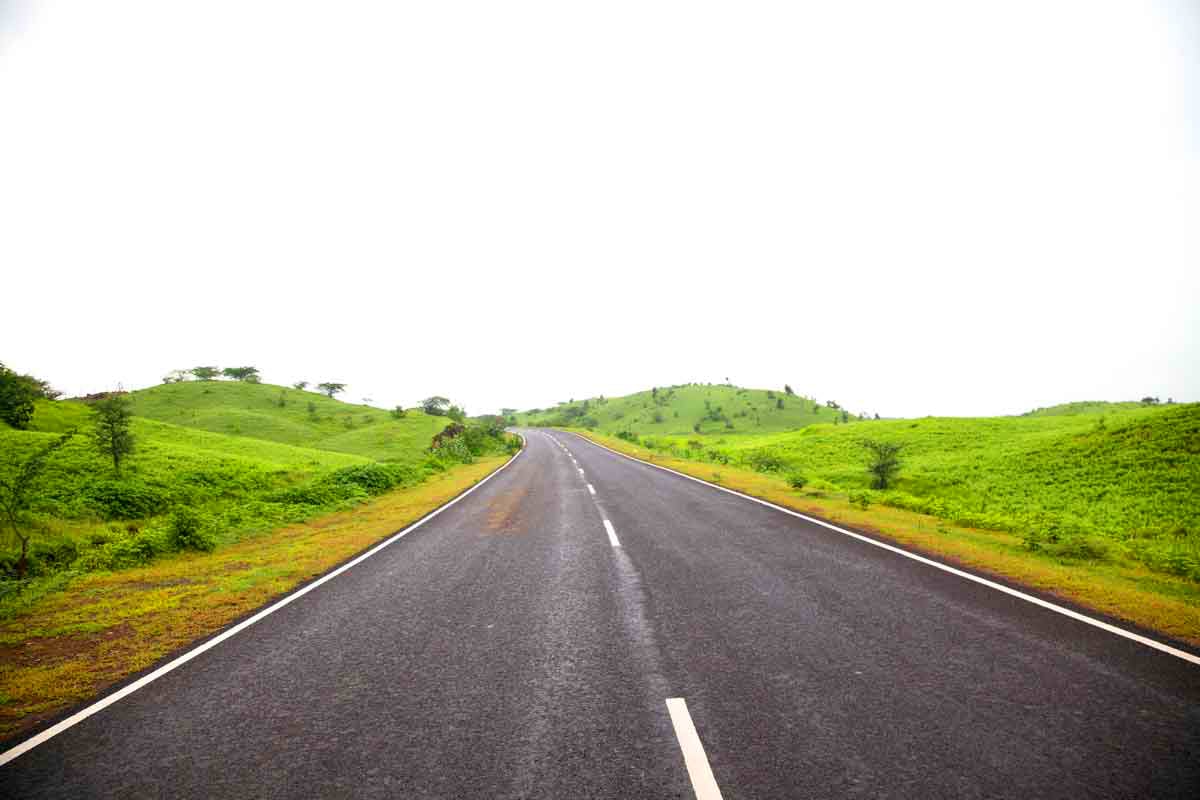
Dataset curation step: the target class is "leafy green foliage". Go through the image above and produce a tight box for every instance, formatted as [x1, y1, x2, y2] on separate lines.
[191, 366, 221, 381]
[91, 393, 136, 476]
[169, 507, 215, 551]
[0, 363, 47, 430]
[421, 396, 449, 416]
[863, 440, 903, 489]
[0, 429, 76, 577]
[317, 382, 346, 398]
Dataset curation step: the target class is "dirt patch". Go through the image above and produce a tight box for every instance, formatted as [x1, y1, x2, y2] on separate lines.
[485, 485, 529, 533]
[0, 622, 134, 669]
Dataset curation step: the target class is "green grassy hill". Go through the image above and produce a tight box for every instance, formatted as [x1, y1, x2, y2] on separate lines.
[587, 402, 1200, 580]
[0, 381, 510, 591]
[516, 383, 852, 435]
[126, 381, 446, 464]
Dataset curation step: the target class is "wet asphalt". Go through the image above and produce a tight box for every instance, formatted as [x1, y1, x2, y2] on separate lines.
[2, 429, 1198, 798]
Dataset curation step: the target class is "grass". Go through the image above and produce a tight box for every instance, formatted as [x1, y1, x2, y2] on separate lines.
[0, 455, 509, 741]
[572, 429, 1200, 647]
[125, 381, 447, 464]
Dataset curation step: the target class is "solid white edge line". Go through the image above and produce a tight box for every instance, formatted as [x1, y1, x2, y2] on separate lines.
[603, 519, 621, 547]
[0, 437, 528, 768]
[666, 697, 724, 800]
[566, 432, 1200, 667]
[588, 484, 596, 496]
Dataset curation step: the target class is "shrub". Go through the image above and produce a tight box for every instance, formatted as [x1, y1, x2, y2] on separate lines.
[849, 491, 871, 510]
[1045, 535, 1110, 562]
[745, 450, 787, 473]
[787, 473, 808, 490]
[862, 440, 903, 489]
[86, 480, 168, 520]
[170, 507, 216, 551]
[616, 431, 639, 444]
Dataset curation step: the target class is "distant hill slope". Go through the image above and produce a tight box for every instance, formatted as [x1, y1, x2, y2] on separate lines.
[1022, 400, 1149, 417]
[602, 402, 1200, 551]
[127, 381, 448, 464]
[516, 383, 853, 436]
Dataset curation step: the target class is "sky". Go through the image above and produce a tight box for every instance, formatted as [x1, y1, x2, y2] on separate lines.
[1, 1, 1197, 418]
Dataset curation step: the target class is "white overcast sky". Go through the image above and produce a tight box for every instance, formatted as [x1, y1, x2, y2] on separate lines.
[1, 1, 1197, 418]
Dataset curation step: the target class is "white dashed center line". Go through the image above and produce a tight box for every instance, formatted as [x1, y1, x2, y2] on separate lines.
[666, 698, 724, 800]
[602, 519, 620, 547]
[587, 484, 596, 496]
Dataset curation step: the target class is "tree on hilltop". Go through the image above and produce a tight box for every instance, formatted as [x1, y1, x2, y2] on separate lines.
[222, 366, 260, 382]
[784, 384, 794, 396]
[317, 383, 346, 399]
[191, 366, 221, 381]
[421, 396, 450, 416]
[292, 381, 308, 391]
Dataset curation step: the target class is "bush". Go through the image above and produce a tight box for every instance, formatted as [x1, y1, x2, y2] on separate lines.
[85, 480, 168, 520]
[787, 473, 808, 490]
[169, 507, 216, 552]
[849, 491, 872, 510]
[745, 450, 787, 473]
[616, 431, 639, 444]
[1045, 535, 1110, 562]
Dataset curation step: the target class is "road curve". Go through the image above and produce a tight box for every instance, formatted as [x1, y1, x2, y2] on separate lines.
[2, 429, 1198, 798]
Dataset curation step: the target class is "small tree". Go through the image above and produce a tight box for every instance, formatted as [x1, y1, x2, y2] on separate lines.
[421, 396, 450, 416]
[0, 429, 76, 578]
[776, 397, 785, 410]
[92, 394, 136, 476]
[863, 440, 902, 489]
[390, 405, 407, 419]
[161, 369, 191, 384]
[784, 384, 794, 396]
[0, 363, 39, 429]
[191, 366, 221, 381]
[292, 381, 309, 391]
[447, 405, 466, 423]
[317, 382, 346, 398]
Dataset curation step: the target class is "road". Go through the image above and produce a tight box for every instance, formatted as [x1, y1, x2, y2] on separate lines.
[3, 429, 1199, 798]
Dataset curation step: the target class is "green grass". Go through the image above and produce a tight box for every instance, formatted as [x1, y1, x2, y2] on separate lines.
[1, 381, 510, 605]
[125, 381, 447, 464]
[557, 400, 1200, 582]
[516, 383, 850, 435]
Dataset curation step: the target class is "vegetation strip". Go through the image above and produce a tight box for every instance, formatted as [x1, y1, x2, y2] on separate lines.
[567, 429, 1200, 649]
[0, 455, 512, 745]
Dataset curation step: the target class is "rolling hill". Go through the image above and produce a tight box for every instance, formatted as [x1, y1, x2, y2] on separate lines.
[515, 383, 854, 436]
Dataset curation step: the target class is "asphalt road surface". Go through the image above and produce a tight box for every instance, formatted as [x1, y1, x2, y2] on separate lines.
[3, 429, 1199, 798]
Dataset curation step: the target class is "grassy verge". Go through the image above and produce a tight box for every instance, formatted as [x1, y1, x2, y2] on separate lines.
[0, 455, 509, 742]
[569, 429, 1200, 647]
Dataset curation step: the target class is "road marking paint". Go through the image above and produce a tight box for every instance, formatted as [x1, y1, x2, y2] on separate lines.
[0, 439, 529, 768]
[666, 698, 724, 800]
[588, 484, 596, 495]
[567, 433, 1200, 667]
[603, 519, 620, 547]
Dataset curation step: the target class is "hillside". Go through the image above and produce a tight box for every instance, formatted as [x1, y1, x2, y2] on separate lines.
[125, 381, 447, 465]
[516, 383, 854, 436]
[0, 381, 511, 587]
[583, 402, 1200, 580]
